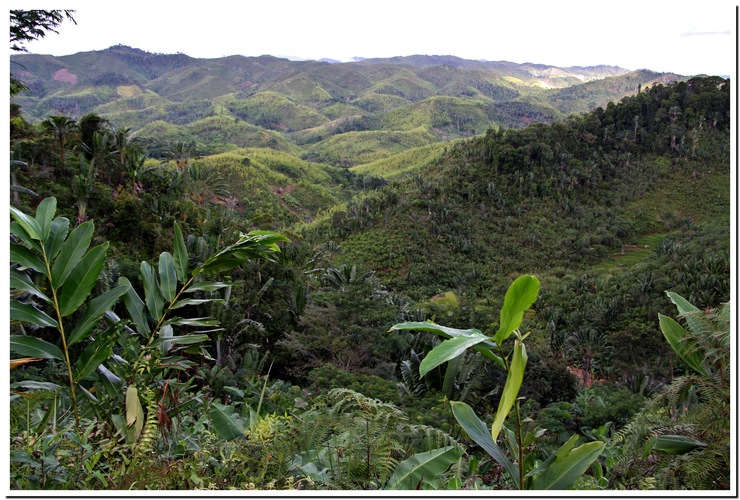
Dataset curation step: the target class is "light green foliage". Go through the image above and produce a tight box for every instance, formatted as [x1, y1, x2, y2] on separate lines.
[306, 128, 437, 166]
[391, 275, 605, 490]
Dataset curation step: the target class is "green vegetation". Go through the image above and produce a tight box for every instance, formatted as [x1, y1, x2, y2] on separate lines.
[9, 11, 730, 492]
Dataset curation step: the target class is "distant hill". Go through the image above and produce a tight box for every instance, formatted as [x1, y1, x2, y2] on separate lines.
[11, 45, 685, 168]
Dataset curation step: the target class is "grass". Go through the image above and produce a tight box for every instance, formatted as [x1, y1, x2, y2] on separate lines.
[591, 233, 668, 270]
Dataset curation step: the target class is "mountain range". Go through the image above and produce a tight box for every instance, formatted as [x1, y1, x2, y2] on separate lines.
[11, 45, 684, 169]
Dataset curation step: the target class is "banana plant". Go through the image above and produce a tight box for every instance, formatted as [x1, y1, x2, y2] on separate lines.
[390, 275, 605, 490]
[10, 197, 130, 425]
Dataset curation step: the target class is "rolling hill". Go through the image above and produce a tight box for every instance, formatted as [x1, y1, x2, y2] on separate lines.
[12, 45, 685, 172]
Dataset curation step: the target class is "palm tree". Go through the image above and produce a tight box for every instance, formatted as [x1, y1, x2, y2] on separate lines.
[565, 327, 611, 386]
[163, 141, 198, 170]
[41, 115, 78, 174]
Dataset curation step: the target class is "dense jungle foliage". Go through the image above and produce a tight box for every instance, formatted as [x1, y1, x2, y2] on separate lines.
[9, 10, 731, 492]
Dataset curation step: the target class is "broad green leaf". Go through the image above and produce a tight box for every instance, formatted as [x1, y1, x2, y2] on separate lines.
[9, 205, 42, 241]
[419, 333, 490, 378]
[67, 284, 130, 347]
[384, 445, 464, 490]
[390, 321, 504, 369]
[10, 335, 64, 360]
[665, 291, 704, 338]
[158, 252, 177, 302]
[10, 243, 46, 273]
[10, 268, 51, 303]
[119, 277, 151, 335]
[645, 434, 708, 455]
[209, 402, 247, 440]
[10, 380, 62, 391]
[73, 333, 116, 381]
[35, 197, 57, 240]
[193, 230, 289, 276]
[528, 435, 605, 490]
[44, 217, 70, 260]
[125, 385, 145, 442]
[494, 275, 540, 345]
[169, 298, 224, 309]
[491, 339, 527, 442]
[141, 261, 165, 320]
[169, 317, 220, 327]
[183, 281, 231, 293]
[152, 333, 210, 347]
[658, 314, 708, 376]
[58, 243, 109, 317]
[10, 300, 58, 328]
[172, 223, 188, 283]
[50, 221, 94, 289]
[10, 222, 42, 253]
[450, 401, 519, 486]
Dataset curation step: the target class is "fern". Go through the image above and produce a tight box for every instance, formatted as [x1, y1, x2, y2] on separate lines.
[133, 386, 159, 457]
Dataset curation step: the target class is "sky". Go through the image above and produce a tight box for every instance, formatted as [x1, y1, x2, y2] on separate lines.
[10, 0, 737, 77]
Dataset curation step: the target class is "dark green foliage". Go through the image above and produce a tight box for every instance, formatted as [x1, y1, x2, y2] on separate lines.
[576, 382, 647, 430]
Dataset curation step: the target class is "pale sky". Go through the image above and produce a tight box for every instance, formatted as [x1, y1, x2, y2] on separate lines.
[10, 0, 737, 77]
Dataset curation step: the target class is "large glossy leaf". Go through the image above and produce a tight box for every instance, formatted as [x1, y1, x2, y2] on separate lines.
[158, 252, 177, 302]
[10, 221, 42, 253]
[73, 332, 116, 382]
[67, 284, 130, 347]
[419, 333, 491, 378]
[10, 300, 58, 328]
[10, 335, 64, 360]
[58, 242, 109, 317]
[645, 434, 708, 455]
[140, 261, 165, 320]
[183, 281, 231, 293]
[491, 339, 527, 442]
[9, 205, 42, 241]
[169, 298, 223, 309]
[450, 401, 519, 486]
[494, 275, 540, 345]
[125, 385, 145, 442]
[168, 317, 220, 327]
[390, 321, 504, 369]
[528, 435, 605, 490]
[35, 197, 57, 240]
[658, 314, 708, 376]
[10, 243, 45, 273]
[665, 291, 705, 338]
[172, 222, 188, 283]
[193, 230, 289, 276]
[10, 268, 51, 303]
[119, 277, 150, 335]
[384, 445, 463, 490]
[50, 221, 94, 289]
[44, 217, 70, 260]
[209, 402, 247, 441]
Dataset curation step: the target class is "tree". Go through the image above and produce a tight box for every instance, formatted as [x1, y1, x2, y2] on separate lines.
[10, 10, 76, 95]
[41, 115, 78, 174]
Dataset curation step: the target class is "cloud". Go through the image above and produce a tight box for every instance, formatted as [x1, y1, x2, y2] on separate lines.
[680, 30, 731, 37]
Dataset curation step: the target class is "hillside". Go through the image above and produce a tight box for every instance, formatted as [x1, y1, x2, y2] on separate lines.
[9, 34, 730, 490]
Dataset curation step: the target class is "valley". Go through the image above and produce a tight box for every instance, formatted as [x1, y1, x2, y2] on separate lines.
[9, 35, 731, 491]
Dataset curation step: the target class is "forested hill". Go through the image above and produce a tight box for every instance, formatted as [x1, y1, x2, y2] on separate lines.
[11, 45, 683, 159]
[311, 76, 730, 301]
